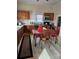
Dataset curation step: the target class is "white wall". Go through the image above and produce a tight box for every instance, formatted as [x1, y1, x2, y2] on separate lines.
[17, 2, 61, 25]
[17, 1, 61, 27]
[52, 1, 61, 26]
[17, 3, 54, 20]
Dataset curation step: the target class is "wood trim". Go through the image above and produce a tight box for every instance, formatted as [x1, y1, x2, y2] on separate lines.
[17, 10, 30, 20]
[44, 13, 54, 20]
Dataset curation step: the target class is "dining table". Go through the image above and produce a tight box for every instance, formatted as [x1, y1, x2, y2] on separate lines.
[41, 27, 54, 40]
[32, 26, 55, 40]
[32, 26, 56, 48]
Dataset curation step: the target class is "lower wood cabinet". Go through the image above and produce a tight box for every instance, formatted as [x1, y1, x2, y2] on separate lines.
[17, 25, 34, 46]
[26, 25, 34, 33]
[17, 25, 36, 58]
[17, 26, 24, 46]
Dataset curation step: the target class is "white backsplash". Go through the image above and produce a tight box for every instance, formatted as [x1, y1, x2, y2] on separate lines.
[20, 19, 33, 25]
[20, 19, 43, 25]
[18, 19, 54, 25]
[22, 20, 30, 25]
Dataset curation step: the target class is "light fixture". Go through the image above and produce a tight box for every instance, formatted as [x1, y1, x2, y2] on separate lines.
[37, 0, 49, 2]
[37, 0, 39, 1]
[46, 0, 48, 1]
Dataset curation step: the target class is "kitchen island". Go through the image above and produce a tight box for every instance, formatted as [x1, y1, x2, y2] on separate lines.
[17, 25, 33, 59]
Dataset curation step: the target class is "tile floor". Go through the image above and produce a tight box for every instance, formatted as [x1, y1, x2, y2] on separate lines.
[27, 35, 61, 59]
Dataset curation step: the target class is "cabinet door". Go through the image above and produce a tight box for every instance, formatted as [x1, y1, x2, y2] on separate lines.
[17, 26, 24, 46]
[17, 10, 30, 20]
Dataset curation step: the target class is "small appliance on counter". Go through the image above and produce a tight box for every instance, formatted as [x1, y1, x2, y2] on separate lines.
[17, 21, 24, 26]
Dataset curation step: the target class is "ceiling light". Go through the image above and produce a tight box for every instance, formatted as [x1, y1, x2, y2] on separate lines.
[37, 0, 49, 2]
[46, 0, 48, 1]
[37, 0, 39, 1]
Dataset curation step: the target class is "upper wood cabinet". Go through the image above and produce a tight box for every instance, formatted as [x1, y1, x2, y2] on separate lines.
[17, 10, 30, 20]
[44, 13, 54, 20]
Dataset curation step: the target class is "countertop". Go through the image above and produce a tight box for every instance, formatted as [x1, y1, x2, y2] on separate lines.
[17, 25, 24, 31]
[17, 24, 34, 31]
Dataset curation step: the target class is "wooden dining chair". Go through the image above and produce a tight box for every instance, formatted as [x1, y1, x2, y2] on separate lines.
[32, 24, 43, 47]
[50, 26, 60, 44]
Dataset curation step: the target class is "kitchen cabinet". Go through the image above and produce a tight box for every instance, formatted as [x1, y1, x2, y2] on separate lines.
[23, 25, 34, 34]
[23, 26, 29, 33]
[26, 25, 34, 33]
[17, 25, 34, 46]
[17, 10, 30, 20]
[17, 26, 24, 46]
[44, 13, 54, 20]
[17, 26, 33, 58]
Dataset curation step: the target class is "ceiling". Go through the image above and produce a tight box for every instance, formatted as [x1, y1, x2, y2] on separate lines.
[17, 0, 60, 5]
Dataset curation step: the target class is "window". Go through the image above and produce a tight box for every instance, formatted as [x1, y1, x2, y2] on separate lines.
[36, 15, 43, 23]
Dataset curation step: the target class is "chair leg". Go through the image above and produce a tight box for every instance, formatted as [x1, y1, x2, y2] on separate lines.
[46, 38, 50, 48]
[33, 35, 37, 47]
[36, 37, 41, 48]
[48, 40, 50, 48]
[55, 37, 58, 44]
[39, 39, 42, 49]
[34, 39, 36, 47]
